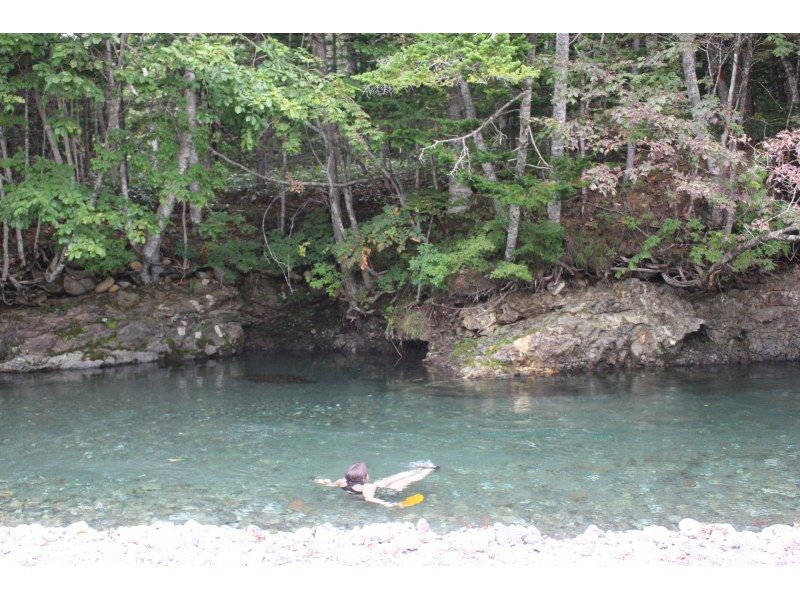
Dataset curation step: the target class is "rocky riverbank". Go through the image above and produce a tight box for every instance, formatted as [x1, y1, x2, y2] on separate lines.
[423, 265, 800, 379]
[0, 282, 243, 372]
[5, 263, 800, 377]
[1, 519, 798, 565]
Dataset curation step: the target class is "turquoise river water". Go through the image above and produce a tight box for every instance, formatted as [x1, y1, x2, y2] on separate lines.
[0, 354, 798, 538]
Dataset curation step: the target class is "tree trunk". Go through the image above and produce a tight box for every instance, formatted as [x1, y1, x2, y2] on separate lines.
[256, 130, 268, 177]
[414, 143, 421, 189]
[0, 127, 24, 266]
[505, 34, 536, 261]
[737, 34, 755, 119]
[341, 33, 358, 75]
[548, 32, 570, 224]
[708, 40, 730, 105]
[140, 68, 197, 284]
[34, 91, 63, 165]
[623, 34, 641, 184]
[457, 78, 503, 217]
[322, 126, 360, 306]
[280, 149, 288, 236]
[721, 34, 742, 239]
[55, 97, 76, 178]
[0, 162, 7, 280]
[430, 156, 439, 191]
[678, 33, 720, 177]
[102, 35, 130, 201]
[447, 86, 472, 213]
[311, 33, 360, 309]
[1, 218, 8, 282]
[188, 144, 203, 227]
[720, 34, 742, 149]
[24, 90, 30, 168]
[781, 55, 799, 114]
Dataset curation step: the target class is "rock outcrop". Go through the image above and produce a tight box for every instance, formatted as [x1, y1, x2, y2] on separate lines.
[0, 284, 244, 373]
[674, 267, 800, 366]
[426, 278, 703, 378]
[424, 265, 800, 379]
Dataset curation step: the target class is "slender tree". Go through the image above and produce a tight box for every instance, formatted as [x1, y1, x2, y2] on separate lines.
[505, 34, 536, 260]
[447, 86, 472, 213]
[548, 32, 570, 224]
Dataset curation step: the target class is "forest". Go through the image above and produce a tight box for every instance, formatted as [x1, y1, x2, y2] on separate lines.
[0, 33, 799, 319]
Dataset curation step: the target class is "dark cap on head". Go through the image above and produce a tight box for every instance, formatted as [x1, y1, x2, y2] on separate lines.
[345, 462, 368, 485]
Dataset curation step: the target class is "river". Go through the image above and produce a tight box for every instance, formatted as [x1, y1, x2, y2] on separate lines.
[1, 354, 798, 538]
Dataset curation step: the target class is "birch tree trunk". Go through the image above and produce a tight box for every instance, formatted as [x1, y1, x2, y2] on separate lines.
[504, 34, 536, 261]
[140, 68, 197, 284]
[0, 127, 24, 266]
[678, 33, 721, 177]
[34, 91, 63, 165]
[548, 32, 569, 224]
[311, 33, 360, 309]
[447, 86, 472, 213]
[722, 34, 742, 238]
[102, 35, 130, 201]
[457, 78, 502, 216]
[55, 97, 77, 179]
[341, 33, 358, 76]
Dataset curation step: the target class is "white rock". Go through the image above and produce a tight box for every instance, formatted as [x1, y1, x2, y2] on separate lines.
[761, 524, 795, 537]
[65, 521, 91, 535]
[416, 518, 431, 534]
[493, 523, 526, 546]
[582, 524, 603, 538]
[523, 526, 543, 545]
[394, 531, 421, 552]
[678, 518, 702, 538]
[294, 527, 313, 543]
[642, 525, 672, 544]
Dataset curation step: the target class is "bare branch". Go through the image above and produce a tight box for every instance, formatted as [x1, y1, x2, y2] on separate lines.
[210, 148, 371, 189]
[419, 91, 527, 163]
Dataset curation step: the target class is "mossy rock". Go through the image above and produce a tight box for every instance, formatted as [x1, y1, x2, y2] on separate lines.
[56, 323, 87, 340]
[451, 338, 480, 360]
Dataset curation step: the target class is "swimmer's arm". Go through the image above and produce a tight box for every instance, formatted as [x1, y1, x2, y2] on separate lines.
[361, 483, 396, 508]
[313, 477, 346, 488]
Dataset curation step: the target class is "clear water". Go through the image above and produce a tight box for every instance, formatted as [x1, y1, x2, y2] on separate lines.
[0, 354, 798, 538]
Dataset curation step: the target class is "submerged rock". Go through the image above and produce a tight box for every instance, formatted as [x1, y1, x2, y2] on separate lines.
[240, 374, 313, 384]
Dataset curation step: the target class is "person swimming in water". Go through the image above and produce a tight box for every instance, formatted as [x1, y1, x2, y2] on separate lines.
[314, 461, 439, 508]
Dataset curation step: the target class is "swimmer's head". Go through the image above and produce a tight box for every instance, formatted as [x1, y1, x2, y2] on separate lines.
[345, 461, 368, 485]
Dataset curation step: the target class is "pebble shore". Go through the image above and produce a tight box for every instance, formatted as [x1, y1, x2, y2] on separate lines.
[1, 518, 799, 565]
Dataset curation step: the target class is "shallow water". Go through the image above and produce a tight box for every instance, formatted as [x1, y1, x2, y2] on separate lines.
[1, 354, 798, 537]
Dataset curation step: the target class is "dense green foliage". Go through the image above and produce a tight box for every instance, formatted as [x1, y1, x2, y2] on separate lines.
[1, 33, 799, 310]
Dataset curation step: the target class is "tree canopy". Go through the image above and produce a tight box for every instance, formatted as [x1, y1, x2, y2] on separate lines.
[1, 33, 799, 314]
